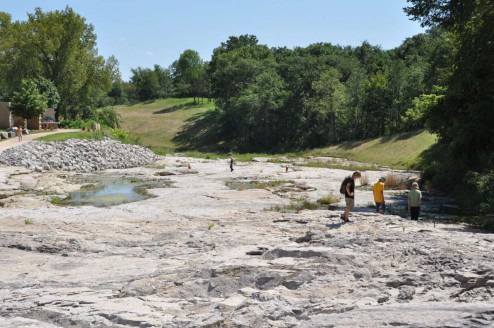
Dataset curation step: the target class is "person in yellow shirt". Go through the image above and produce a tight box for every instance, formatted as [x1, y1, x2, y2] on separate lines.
[373, 176, 386, 214]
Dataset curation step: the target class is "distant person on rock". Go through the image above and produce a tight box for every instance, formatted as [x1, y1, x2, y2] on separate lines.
[341, 171, 361, 222]
[230, 157, 234, 172]
[373, 176, 386, 214]
[408, 182, 422, 220]
[17, 126, 22, 142]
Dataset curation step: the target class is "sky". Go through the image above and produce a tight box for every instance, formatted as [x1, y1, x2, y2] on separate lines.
[1, 0, 425, 81]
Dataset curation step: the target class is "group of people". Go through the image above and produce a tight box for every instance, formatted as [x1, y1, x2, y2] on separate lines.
[340, 171, 422, 222]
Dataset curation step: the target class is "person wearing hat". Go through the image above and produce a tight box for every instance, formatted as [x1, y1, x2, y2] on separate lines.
[373, 176, 386, 214]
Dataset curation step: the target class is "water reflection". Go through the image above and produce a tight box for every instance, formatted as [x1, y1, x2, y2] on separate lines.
[62, 176, 169, 207]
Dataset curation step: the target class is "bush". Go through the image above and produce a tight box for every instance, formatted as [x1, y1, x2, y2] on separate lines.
[385, 173, 406, 190]
[107, 128, 140, 144]
[95, 106, 121, 128]
[59, 119, 86, 129]
[464, 171, 494, 214]
[317, 194, 339, 205]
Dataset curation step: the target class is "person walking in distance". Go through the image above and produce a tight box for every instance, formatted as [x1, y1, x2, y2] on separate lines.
[229, 157, 234, 172]
[373, 176, 386, 214]
[17, 126, 22, 142]
[341, 171, 361, 222]
[408, 182, 422, 220]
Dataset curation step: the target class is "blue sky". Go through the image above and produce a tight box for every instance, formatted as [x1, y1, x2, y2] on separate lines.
[1, 0, 425, 81]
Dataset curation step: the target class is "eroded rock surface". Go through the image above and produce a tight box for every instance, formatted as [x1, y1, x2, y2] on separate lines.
[0, 157, 492, 327]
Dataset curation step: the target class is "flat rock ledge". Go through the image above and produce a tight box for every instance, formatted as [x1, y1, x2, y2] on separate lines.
[0, 138, 158, 172]
[0, 156, 492, 327]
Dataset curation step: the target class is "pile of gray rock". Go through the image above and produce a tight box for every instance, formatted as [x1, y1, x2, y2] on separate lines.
[0, 138, 158, 172]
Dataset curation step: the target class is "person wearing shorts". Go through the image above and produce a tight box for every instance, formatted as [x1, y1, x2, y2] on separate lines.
[341, 171, 361, 222]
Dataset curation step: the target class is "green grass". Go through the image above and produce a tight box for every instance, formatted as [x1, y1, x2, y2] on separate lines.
[307, 130, 437, 169]
[114, 98, 215, 153]
[317, 194, 340, 205]
[109, 98, 436, 170]
[35, 131, 104, 142]
[225, 179, 295, 190]
[267, 199, 322, 213]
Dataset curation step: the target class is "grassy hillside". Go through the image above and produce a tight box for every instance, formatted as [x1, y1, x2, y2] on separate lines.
[114, 99, 436, 169]
[308, 130, 436, 169]
[114, 98, 215, 154]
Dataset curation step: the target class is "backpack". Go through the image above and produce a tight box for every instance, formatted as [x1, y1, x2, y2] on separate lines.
[340, 177, 349, 195]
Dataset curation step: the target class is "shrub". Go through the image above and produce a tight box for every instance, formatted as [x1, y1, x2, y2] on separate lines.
[95, 106, 121, 128]
[59, 119, 86, 129]
[50, 196, 64, 206]
[464, 171, 494, 214]
[483, 217, 494, 232]
[385, 173, 406, 189]
[108, 128, 140, 144]
[317, 194, 339, 205]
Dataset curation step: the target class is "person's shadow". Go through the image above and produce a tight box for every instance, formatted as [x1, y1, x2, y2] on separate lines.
[325, 222, 349, 229]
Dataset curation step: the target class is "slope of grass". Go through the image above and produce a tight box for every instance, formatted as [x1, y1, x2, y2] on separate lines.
[113, 99, 436, 169]
[114, 98, 215, 154]
[308, 130, 436, 169]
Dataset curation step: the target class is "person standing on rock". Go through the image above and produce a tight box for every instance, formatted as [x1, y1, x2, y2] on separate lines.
[229, 157, 234, 172]
[17, 126, 22, 142]
[341, 171, 361, 222]
[373, 176, 386, 214]
[408, 182, 422, 220]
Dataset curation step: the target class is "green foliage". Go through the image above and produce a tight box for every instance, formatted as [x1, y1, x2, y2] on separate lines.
[225, 179, 295, 190]
[0, 7, 113, 120]
[464, 171, 494, 214]
[50, 196, 64, 206]
[95, 106, 121, 128]
[34, 77, 60, 109]
[402, 93, 443, 131]
[24, 218, 33, 225]
[36, 131, 104, 142]
[11, 79, 48, 121]
[172, 49, 207, 101]
[267, 198, 321, 213]
[107, 128, 140, 144]
[129, 65, 173, 102]
[59, 119, 86, 129]
[408, 0, 494, 214]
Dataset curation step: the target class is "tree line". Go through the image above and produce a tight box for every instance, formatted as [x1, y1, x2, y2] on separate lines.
[1, 2, 493, 214]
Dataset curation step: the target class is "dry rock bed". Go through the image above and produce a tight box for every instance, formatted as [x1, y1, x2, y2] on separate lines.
[0, 155, 493, 327]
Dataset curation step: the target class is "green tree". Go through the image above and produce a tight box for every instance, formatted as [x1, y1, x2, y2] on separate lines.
[406, 0, 494, 213]
[11, 79, 48, 125]
[130, 67, 161, 101]
[172, 49, 205, 102]
[33, 77, 60, 109]
[0, 7, 113, 119]
[360, 71, 392, 138]
[303, 67, 348, 145]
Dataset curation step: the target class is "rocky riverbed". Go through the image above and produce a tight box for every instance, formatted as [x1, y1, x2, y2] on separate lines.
[0, 152, 493, 327]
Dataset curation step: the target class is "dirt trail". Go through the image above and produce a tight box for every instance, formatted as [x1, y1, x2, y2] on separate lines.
[0, 129, 80, 153]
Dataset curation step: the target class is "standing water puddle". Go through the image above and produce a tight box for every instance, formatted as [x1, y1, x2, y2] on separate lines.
[61, 175, 171, 207]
